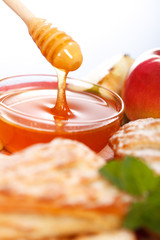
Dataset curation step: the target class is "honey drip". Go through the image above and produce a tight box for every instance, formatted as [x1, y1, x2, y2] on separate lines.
[52, 69, 74, 120]
[27, 18, 83, 119]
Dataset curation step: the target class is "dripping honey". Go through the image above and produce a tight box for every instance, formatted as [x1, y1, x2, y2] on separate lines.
[0, 75, 123, 153]
[51, 69, 74, 120]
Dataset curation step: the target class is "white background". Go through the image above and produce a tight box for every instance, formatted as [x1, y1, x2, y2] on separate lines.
[0, 0, 160, 80]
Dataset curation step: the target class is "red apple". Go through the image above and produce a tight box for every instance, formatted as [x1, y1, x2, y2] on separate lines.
[122, 48, 160, 120]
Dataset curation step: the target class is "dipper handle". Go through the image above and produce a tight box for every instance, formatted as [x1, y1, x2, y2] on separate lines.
[2, 0, 83, 71]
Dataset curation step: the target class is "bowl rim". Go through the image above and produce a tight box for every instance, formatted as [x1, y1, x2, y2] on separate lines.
[0, 74, 124, 127]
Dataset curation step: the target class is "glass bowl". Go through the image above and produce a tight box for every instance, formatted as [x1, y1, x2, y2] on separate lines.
[0, 74, 124, 153]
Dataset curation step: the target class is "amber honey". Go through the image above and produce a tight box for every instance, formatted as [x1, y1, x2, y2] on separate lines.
[0, 75, 124, 153]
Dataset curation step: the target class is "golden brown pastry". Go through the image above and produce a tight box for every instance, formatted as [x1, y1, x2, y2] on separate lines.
[0, 138, 133, 239]
[1, 230, 136, 240]
[73, 229, 136, 240]
[109, 118, 160, 174]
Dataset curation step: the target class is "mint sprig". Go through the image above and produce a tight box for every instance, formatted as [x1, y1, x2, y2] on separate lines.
[124, 191, 160, 233]
[99, 156, 160, 233]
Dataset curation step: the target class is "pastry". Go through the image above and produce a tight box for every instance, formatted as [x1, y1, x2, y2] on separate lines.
[0, 138, 133, 239]
[109, 118, 160, 174]
[73, 229, 136, 240]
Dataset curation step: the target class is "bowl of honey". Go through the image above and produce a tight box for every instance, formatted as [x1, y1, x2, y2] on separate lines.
[0, 74, 124, 153]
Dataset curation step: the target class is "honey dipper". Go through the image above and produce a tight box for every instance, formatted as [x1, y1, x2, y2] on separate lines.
[2, 0, 83, 71]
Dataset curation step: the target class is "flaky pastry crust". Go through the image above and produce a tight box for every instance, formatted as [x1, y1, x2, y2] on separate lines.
[109, 118, 160, 174]
[0, 138, 132, 239]
[75, 229, 136, 240]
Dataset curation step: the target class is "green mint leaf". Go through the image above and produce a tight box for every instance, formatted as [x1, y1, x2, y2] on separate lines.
[99, 160, 124, 189]
[140, 191, 160, 233]
[99, 156, 158, 196]
[124, 191, 160, 233]
[99, 156, 160, 234]
[123, 201, 144, 230]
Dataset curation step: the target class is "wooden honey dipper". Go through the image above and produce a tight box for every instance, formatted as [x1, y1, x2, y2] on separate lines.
[2, 0, 83, 72]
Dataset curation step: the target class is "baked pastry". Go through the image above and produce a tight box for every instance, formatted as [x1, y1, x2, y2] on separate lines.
[109, 118, 160, 174]
[0, 138, 133, 239]
[74, 229, 136, 240]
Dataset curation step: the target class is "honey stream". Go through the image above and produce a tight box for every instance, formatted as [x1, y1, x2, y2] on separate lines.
[51, 69, 74, 120]
[28, 17, 83, 120]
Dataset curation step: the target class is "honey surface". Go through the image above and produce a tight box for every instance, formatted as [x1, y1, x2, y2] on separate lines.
[0, 86, 121, 153]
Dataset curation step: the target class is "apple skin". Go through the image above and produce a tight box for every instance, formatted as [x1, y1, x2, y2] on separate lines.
[122, 49, 160, 120]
